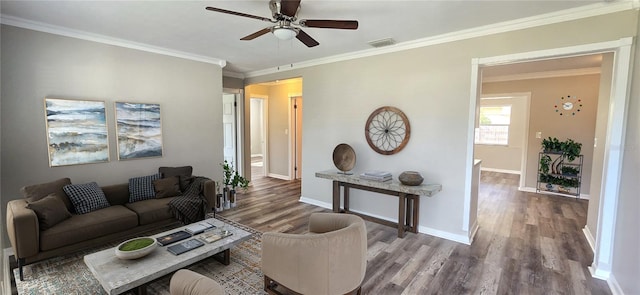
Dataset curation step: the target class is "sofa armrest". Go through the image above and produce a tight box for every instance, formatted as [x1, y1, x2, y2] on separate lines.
[202, 180, 215, 213]
[6, 199, 40, 259]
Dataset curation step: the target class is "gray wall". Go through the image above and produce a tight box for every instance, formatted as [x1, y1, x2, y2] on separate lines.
[1, 25, 224, 248]
[611, 14, 640, 294]
[223, 76, 244, 89]
[483, 74, 601, 195]
[245, 10, 637, 243]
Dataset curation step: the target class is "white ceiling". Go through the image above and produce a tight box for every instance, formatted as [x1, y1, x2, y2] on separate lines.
[0, 1, 610, 75]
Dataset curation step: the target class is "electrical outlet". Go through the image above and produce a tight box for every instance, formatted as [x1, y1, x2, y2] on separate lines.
[536, 132, 542, 139]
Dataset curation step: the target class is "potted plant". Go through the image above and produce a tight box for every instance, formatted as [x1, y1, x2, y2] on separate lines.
[221, 160, 250, 208]
[539, 155, 552, 174]
[562, 139, 582, 162]
[541, 137, 562, 153]
[215, 181, 223, 212]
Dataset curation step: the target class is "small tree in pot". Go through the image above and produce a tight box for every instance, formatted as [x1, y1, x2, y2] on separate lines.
[221, 160, 250, 208]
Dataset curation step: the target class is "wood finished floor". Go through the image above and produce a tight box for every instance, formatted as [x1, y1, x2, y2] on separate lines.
[220, 171, 611, 295]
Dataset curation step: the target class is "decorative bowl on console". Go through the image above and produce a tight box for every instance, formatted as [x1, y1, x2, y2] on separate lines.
[115, 237, 157, 260]
[399, 171, 424, 186]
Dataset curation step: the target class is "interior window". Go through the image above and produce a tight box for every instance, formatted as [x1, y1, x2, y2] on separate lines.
[475, 105, 511, 145]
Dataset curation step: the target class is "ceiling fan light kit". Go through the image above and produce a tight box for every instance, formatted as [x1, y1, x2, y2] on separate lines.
[205, 0, 358, 47]
[272, 26, 298, 40]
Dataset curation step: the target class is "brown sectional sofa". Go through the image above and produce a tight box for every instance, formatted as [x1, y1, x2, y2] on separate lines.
[6, 170, 215, 280]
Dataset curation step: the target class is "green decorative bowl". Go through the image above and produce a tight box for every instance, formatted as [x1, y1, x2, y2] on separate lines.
[115, 237, 157, 260]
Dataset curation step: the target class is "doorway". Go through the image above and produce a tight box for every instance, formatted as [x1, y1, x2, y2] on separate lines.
[291, 96, 303, 179]
[250, 97, 267, 180]
[466, 38, 633, 280]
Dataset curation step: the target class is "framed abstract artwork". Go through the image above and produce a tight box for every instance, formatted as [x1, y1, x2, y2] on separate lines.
[44, 98, 110, 167]
[115, 102, 163, 160]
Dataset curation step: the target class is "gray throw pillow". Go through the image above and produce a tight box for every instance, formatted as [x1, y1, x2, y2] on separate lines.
[26, 193, 72, 230]
[129, 173, 161, 202]
[21, 178, 74, 213]
[63, 182, 110, 214]
[159, 166, 193, 191]
[153, 176, 181, 198]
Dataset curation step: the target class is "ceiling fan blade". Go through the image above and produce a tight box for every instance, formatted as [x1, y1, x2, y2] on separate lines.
[241, 28, 272, 40]
[300, 19, 358, 30]
[281, 0, 301, 17]
[296, 29, 319, 47]
[205, 6, 273, 22]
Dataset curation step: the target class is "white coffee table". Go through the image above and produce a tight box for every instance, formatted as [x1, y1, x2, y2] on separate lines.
[84, 218, 252, 295]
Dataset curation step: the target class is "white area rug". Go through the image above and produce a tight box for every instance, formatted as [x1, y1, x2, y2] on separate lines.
[14, 220, 265, 295]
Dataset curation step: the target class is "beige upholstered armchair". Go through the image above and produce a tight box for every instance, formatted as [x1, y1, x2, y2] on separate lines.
[262, 213, 368, 295]
[170, 269, 224, 295]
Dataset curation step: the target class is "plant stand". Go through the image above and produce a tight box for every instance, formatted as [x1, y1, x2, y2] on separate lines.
[537, 151, 583, 198]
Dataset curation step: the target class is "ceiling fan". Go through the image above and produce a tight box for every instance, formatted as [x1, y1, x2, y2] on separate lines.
[205, 0, 358, 48]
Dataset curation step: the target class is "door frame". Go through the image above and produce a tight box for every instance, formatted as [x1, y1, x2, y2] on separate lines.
[289, 94, 302, 180]
[250, 95, 268, 178]
[465, 37, 633, 281]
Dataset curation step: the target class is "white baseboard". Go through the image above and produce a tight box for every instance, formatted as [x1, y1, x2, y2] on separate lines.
[607, 273, 624, 295]
[267, 173, 291, 181]
[299, 196, 331, 209]
[468, 220, 480, 244]
[519, 186, 590, 200]
[519, 186, 537, 193]
[480, 167, 521, 175]
[298, 197, 472, 244]
[582, 226, 596, 253]
[589, 264, 610, 281]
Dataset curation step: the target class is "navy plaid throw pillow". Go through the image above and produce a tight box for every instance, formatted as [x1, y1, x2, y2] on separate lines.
[63, 182, 110, 214]
[129, 173, 161, 203]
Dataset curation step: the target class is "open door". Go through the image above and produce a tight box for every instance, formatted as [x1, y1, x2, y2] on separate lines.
[222, 93, 237, 165]
[291, 96, 303, 179]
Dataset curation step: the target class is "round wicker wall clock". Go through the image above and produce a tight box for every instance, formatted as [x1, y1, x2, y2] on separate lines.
[364, 106, 411, 155]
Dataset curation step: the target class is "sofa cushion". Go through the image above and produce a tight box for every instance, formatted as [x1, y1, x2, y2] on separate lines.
[159, 166, 193, 191]
[21, 178, 74, 213]
[63, 182, 111, 214]
[39, 205, 138, 251]
[129, 174, 161, 203]
[125, 197, 175, 225]
[154, 176, 181, 198]
[26, 194, 72, 231]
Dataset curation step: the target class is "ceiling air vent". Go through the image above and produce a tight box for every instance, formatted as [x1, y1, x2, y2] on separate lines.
[367, 38, 396, 48]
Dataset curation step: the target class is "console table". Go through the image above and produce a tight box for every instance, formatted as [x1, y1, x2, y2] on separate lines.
[316, 170, 442, 238]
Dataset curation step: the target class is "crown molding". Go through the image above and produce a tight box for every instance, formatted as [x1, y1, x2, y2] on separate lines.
[483, 67, 601, 83]
[222, 70, 245, 79]
[245, 1, 636, 78]
[0, 15, 226, 68]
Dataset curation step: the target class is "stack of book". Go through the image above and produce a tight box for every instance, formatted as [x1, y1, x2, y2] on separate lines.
[359, 171, 392, 182]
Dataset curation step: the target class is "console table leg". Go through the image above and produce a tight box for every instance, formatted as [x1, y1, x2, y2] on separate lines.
[344, 186, 350, 213]
[412, 195, 420, 233]
[332, 181, 340, 213]
[398, 193, 406, 238]
[405, 196, 412, 229]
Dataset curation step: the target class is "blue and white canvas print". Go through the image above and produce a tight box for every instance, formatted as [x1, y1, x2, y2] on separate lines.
[44, 98, 109, 167]
[115, 102, 163, 160]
